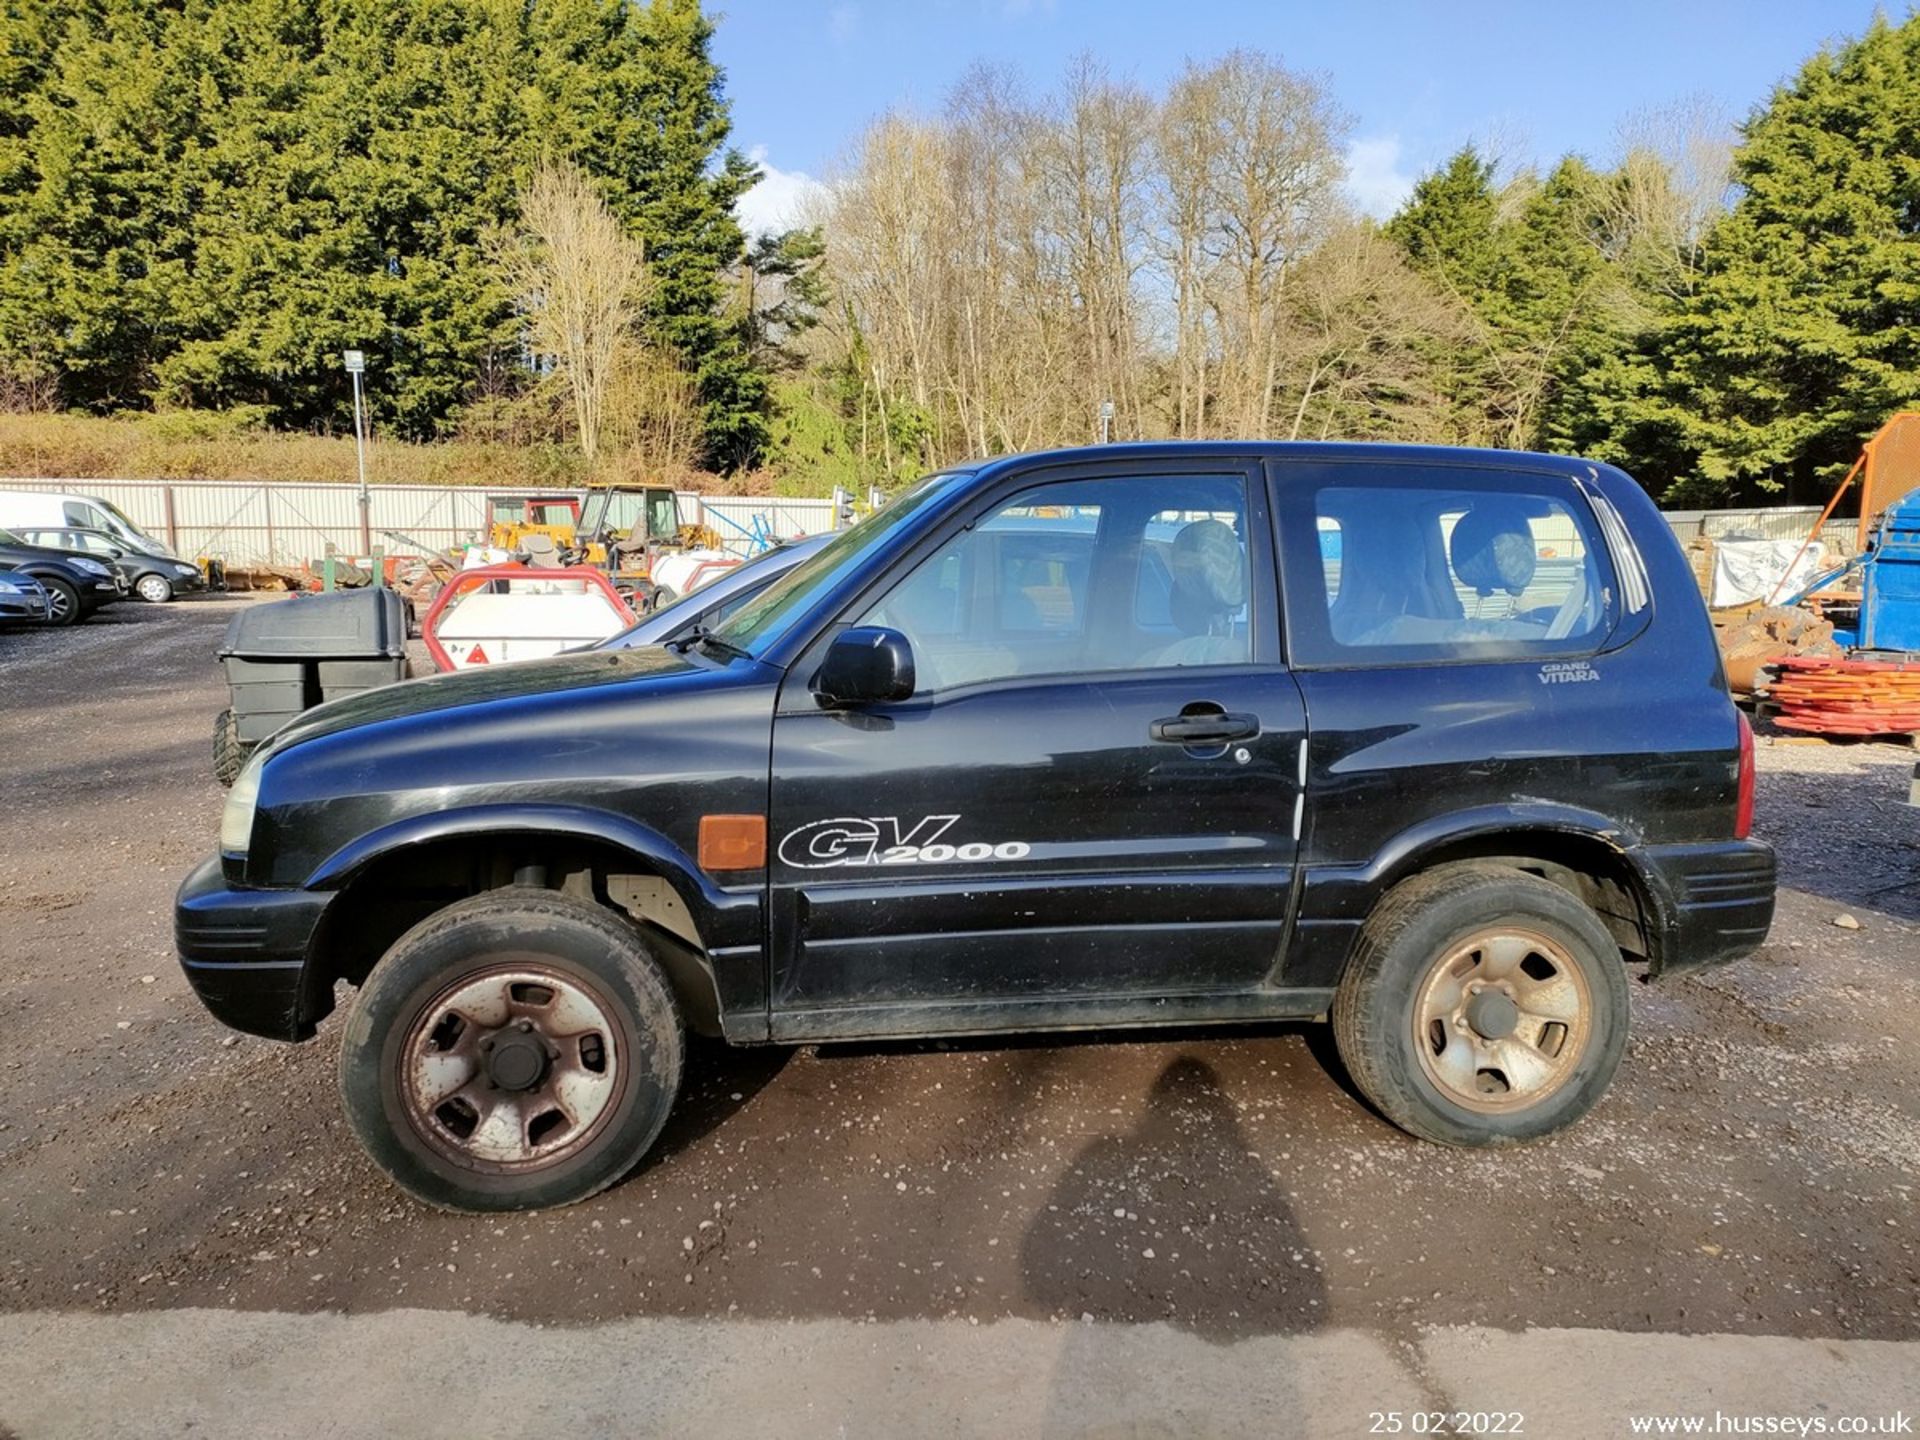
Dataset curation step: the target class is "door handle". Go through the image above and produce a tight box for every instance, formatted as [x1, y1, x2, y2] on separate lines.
[1149, 712, 1260, 746]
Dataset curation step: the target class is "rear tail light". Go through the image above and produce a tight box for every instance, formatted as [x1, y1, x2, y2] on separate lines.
[1734, 710, 1755, 839]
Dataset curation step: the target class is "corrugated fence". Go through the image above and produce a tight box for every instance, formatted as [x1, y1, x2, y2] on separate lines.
[0, 475, 1861, 567]
[1661, 506, 1860, 555]
[0, 478, 838, 565]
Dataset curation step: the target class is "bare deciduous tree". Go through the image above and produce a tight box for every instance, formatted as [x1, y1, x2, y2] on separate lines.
[1277, 224, 1469, 441]
[1602, 97, 1735, 298]
[813, 47, 1684, 480]
[601, 341, 704, 477]
[497, 158, 652, 460]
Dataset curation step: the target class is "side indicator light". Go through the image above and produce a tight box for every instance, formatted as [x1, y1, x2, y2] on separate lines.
[700, 814, 767, 871]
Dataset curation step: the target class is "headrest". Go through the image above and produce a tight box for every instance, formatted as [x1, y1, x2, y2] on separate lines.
[1167, 518, 1246, 634]
[1450, 504, 1537, 596]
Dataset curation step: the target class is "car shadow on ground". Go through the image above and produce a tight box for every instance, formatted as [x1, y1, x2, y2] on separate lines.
[1020, 1054, 1328, 1341]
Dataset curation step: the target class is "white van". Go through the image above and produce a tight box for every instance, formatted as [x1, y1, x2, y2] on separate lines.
[0, 490, 177, 557]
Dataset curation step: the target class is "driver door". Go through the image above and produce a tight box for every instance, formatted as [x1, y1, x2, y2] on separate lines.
[766, 461, 1307, 1039]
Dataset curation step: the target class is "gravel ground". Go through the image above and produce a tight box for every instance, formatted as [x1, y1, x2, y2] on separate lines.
[1, 597, 1916, 1353]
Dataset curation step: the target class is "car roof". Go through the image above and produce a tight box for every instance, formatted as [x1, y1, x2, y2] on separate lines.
[965, 440, 1611, 485]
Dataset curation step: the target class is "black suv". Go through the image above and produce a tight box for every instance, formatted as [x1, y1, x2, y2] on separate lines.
[0, 527, 126, 624]
[177, 443, 1773, 1211]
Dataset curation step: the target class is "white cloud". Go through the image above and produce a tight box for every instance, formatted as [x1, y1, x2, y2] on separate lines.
[1345, 135, 1416, 221]
[736, 147, 832, 239]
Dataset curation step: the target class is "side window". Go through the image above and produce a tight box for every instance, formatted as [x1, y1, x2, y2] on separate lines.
[990, 527, 1092, 633]
[862, 474, 1254, 692]
[62, 502, 90, 527]
[1283, 473, 1614, 666]
[1317, 518, 1343, 607]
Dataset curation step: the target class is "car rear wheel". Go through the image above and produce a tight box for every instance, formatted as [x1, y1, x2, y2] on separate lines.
[338, 889, 684, 1212]
[1331, 865, 1629, 1147]
[38, 577, 81, 626]
[136, 573, 174, 603]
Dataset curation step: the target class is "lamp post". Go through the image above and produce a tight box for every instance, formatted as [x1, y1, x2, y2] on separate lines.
[343, 350, 370, 554]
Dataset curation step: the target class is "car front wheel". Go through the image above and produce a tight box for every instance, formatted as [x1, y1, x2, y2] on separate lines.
[338, 889, 684, 1212]
[39, 577, 81, 626]
[1331, 865, 1629, 1147]
[136, 573, 174, 603]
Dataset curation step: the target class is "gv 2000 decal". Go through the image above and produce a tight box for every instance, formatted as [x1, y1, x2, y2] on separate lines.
[777, 814, 1032, 870]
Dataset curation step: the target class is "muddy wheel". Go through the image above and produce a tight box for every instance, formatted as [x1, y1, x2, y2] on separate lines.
[1331, 866, 1629, 1147]
[647, 584, 678, 613]
[339, 890, 684, 1212]
[212, 709, 249, 787]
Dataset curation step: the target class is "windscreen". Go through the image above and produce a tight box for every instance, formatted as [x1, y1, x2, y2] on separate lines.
[95, 500, 175, 556]
[708, 473, 971, 658]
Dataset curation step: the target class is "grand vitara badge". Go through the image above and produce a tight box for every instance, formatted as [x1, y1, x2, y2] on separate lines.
[1538, 661, 1600, 685]
[777, 815, 1032, 870]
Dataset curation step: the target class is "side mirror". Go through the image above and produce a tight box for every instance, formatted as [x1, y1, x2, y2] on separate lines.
[812, 626, 915, 706]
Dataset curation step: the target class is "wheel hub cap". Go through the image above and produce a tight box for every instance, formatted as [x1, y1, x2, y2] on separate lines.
[1412, 927, 1592, 1114]
[483, 1031, 549, 1091]
[1465, 989, 1520, 1040]
[398, 965, 622, 1169]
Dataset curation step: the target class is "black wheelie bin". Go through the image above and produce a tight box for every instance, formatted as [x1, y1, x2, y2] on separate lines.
[213, 588, 410, 785]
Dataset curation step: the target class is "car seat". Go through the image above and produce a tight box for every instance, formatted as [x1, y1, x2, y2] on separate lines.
[1143, 519, 1249, 667]
[1449, 503, 1537, 603]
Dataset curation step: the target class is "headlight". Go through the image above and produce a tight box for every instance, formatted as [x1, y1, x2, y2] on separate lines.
[0, 578, 20, 594]
[71, 558, 111, 576]
[221, 751, 265, 855]
[174, 562, 201, 576]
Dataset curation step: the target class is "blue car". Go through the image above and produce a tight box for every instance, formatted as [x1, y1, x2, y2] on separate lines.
[0, 571, 51, 624]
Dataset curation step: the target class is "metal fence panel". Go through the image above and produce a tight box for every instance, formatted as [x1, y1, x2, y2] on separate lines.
[1, 475, 1862, 568]
[687, 494, 837, 554]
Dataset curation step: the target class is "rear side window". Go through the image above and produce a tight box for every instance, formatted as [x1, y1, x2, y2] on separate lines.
[1280, 468, 1616, 667]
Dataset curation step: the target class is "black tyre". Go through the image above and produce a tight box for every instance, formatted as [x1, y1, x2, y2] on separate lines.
[39, 577, 81, 626]
[647, 584, 678, 613]
[339, 889, 684, 1212]
[1331, 865, 1629, 1147]
[135, 573, 174, 603]
[213, 709, 249, 787]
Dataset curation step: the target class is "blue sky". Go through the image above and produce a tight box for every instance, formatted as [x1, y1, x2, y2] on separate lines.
[714, 0, 1894, 233]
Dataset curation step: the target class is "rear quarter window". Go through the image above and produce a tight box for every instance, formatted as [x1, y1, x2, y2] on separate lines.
[1277, 466, 1619, 668]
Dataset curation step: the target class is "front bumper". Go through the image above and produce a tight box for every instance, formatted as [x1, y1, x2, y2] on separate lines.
[1641, 839, 1777, 975]
[175, 856, 331, 1040]
[151, 568, 207, 594]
